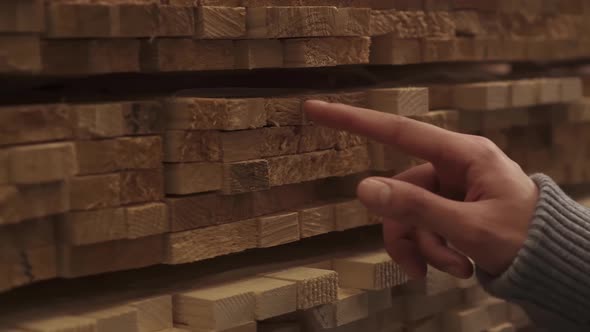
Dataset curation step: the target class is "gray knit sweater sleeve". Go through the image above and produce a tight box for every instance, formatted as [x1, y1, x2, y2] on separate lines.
[477, 174, 590, 328]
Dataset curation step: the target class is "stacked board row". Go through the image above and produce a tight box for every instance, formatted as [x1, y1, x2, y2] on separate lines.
[1, 76, 588, 293]
[0, 247, 535, 331]
[2, 0, 590, 75]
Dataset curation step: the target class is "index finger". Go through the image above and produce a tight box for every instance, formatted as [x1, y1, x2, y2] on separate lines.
[304, 100, 470, 165]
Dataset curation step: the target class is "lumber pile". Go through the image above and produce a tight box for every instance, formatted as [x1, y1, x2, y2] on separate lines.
[2, 0, 590, 331]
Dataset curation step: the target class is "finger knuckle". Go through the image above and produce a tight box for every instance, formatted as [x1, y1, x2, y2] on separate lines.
[472, 136, 502, 161]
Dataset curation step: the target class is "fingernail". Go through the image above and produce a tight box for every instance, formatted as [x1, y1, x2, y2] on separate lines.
[305, 100, 328, 106]
[358, 179, 391, 207]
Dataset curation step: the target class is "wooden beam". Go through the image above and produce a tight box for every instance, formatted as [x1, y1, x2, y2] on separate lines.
[82, 306, 139, 332]
[264, 267, 338, 310]
[370, 36, 422, 65]
[165, 181, 317, 232]
[42, 39, 141, 76]
[258, 212, 300, 248]
[59, 235, 164, 278]
[125, 202, 169, 239]
[219, 127, 299, 162]
[70, 174, 121, 210]
[130, 295, 173, 332]
[0, 182, 69, 225]
[164, 163, 222, 195]
[75, 139, 120, 175]
[46, 2, 112, 38]
[442, 306, 492, 332]
[368, 87, 429, 116]
[299, 203, 335, 238]
[247, 6, 337, 38]
[165, 219, 258, 264]
[6, 142, 77, 185]
[0, 0, 44, 33]
[174, 284, 255, 331]
[304, 288, 368, 329]
[509, 80, 538, 108]
[232, 277, 298, 320]
[452, 82, 511, 111]
[120, 169, 164, 205]
[59, 208, 127, 246]
[17, 315, 97, 332]
[332, 250, 407, 290]
[117, 136, 163, 170]
[223, 160, 270, 194]
[0, 104, 74, 147]
[196, 6, 246, 38]
[140, 39, 235, 72]
[235, 39, 283, 69]
[164, 130, 221, 163]
[165, 98, 266, 131]
[283, 37, 370, 68]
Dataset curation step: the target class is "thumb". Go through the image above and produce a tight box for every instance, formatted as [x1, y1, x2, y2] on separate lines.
[357, 177, 469, 241]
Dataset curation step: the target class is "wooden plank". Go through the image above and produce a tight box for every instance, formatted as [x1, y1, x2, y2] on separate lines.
[166, 181, 317, 232]
[0, 104, 74, 147]
[46, 2, 112, 38]
[0, 182, 70, 225]
[442, 306, 492, 332]
[0, 0, 44, 33]
[59, 235, 164, 278]
[165, 219, 258, 264]
[536, 78, 561, 105]
[130, 295, 173, 332]
[247, 6, 337, 38]
[560, 77, 583, 102]
[223, 160, 270, 194]
[367, 288, 393, 313]
[332, 250, 407, 290]
[258, 212, 300, 248]
[219, 127, 299, 162]
[125, 202, 169, 239]
[112, 2, 159, 38]
[268, 146, 369, 187]
[75, 139, 119, 175]
[452, 82, 511, 111]
[120, 169, 165, 205]
[509, 80, 538, 108]
[264, 267, 338, 310]
[17, 315, 97, 332]
[42, 39, 141, 76]
[237, 277, 298, 320]
[69, 174, 120, 211]
[335, 8, 370, 36]
[370, 10, 454, 38]
[5, 142, 77, 185]
[174, 284, 255, 331]
[235, 39, 283, 69]
[283, 37, 370, 68]
[140, 39, 235, 72]
[304, 288, 368, 329]
[421, 38, 456, 62]
[164, 130, 221, 163]
[368, 87, 429, 116]
[83, 306, 139, 332]
[196, 6, 246, 38]
[158, 4, 195, 36]
[164, 163, 222, 195]
[268, 150, 333, 186]
[72, 102, 137, 139]
[117, 136, 163, 170]
[333, 199, 368, 231]
[59, 208, 127, 246]
[369, 36, 422, 65]
[299, 203, 335, 238]
[165, 98, 266, 131]
[486, 323, 515, 332]
[0, 36, 42, 74]
[411, 110, 459, 131]
[483, 298, 509, 325]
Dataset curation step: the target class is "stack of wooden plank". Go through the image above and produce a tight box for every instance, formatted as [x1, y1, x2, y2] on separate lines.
[2, 0, 590, 331]
[2, 0, 590, 75]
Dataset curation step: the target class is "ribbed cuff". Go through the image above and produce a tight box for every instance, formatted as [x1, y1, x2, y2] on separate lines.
[477, 174, 590, 326]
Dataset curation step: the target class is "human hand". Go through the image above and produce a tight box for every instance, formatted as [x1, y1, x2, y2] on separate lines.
[304, 101, 539, 279]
